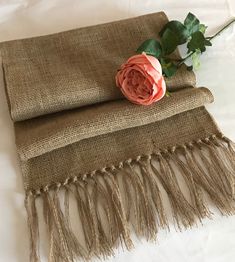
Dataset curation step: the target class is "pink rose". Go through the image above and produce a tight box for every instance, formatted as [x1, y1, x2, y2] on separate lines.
[116, 53, 166, 105]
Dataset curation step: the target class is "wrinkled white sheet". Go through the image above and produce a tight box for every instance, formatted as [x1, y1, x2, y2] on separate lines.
[0, 1, 235, 261]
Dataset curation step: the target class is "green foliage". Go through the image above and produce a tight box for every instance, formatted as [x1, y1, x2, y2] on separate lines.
[160, 20, 189, 45]
[191, 49, 201, 70]
[184, 12, 200, 35]
[161, 28, 179, 55]
[199, 24, 207, 33]
[160, 58, 177, 77]
[136, 12, 213, 78]
[137, 39, 162, 58]
[187, 31, 212, 53]
[165, 90, 171, 97]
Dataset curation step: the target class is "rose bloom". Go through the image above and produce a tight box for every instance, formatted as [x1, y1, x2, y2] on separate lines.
[116, 53, 166, 105]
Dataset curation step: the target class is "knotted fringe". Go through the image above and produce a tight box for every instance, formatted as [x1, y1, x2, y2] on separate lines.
[25, 134, 235, 261]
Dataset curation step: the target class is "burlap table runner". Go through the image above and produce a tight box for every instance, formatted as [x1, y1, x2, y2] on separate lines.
[1, 11, 235, 262]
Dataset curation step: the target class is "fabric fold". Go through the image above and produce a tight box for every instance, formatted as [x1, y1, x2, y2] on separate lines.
[0, 12, 195, 121]
[16, 87, 213, 160]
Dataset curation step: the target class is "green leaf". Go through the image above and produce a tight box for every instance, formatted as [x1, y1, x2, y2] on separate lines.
[191, 49, 201, 70]
[161, 28, 179, 55]
[199, 24, 207, 34]
[184, 12, 200, 35]
[187, 31, 211, 53]
[165, 90, 171, 97]
[159, 21, 189, 45]
[136, 39, 162, 58]
[160, 58, 177, 77]
[205, 39, 212, 46]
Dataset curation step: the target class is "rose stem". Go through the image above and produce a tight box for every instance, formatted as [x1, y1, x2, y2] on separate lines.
[206, 18, 235, 41]
[178, 18, 235, 66]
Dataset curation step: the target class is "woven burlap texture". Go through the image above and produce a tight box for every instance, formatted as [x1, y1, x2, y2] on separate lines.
[1, 11, 235, 262]
[1, 12, 195, 121]
[0, 11, 201, 191]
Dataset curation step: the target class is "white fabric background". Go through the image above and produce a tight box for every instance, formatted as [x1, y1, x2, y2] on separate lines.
[0, 0, 235, 261]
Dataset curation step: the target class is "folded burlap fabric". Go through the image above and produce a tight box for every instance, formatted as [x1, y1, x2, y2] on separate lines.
[1, 11, 235, 262]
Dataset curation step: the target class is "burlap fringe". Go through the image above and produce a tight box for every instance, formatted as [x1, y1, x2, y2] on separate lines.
[25, 134, 235, 261]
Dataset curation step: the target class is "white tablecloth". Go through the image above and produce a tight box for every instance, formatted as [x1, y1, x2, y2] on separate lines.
[0, 1, 235, 261]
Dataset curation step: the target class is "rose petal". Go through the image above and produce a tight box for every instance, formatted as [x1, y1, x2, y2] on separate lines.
[152, 78, 166, 102]
[143, 53, 162, 74]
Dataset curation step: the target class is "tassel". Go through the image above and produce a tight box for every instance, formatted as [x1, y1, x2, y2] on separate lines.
[74, 180, 101, 258]
[42, 191, 67, 262]
[183, 142, 234, 214]
[25, 192, 41, 262]
[196, 141, 232, 199]
[124, 161, 157, 240]
[42, 186, 87, 262]
[93, 174, 118, 248]
[119, 168, 132, 222]
[24, 134, 235, 261]
[169, 150, 212, 221]
[91, 178, 114, 257]
[150, 153, 197, 229]
[137, 159, 168, 230]
[63, 186, 87, 259]
[203, 139, 234, 198]
[102, 171, 133, 250]
[43, 189, 75, 262]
